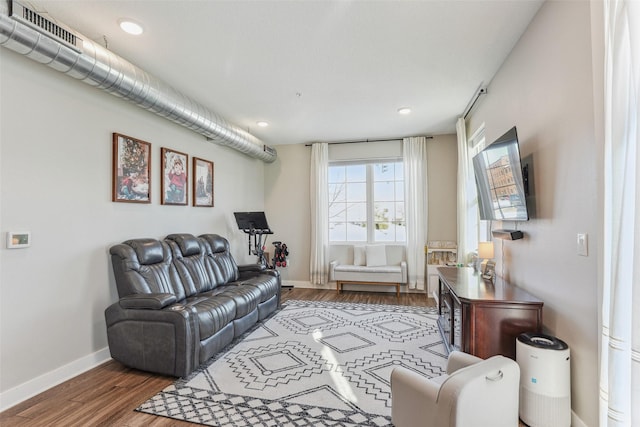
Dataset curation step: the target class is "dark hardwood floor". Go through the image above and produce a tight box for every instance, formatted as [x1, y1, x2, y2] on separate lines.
[0, 289, 434, 426]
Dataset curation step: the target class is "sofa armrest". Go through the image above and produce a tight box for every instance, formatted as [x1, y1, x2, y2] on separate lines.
[238, 263, 267, 273]
[237, 264, 281, 284]
[400, 261, 408, 284]
[329, 260, 339, 281]
[119, 293, 177, 309]
[391, 366, 440, 427]
[105, 301, 200, 377]
[446, 350, 483, 374]
[238, 263, 268, 281]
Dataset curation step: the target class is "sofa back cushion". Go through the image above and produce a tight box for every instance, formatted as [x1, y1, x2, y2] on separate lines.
[109, 238, 186, 300]
[365, 245, 387, 267]
[166, 233, 217, 295]
[200, 234, 240, 284]
[353, 245, 366, 266]
[329, 244, 405, 267]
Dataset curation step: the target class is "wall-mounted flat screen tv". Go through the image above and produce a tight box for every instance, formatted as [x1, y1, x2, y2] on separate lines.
[472, 126, 529, 221]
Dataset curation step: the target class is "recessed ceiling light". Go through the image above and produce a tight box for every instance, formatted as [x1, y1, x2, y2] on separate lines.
[256, 121, 269, 127]
[119, 19, 144, 35]
[397, 107, 412, 115]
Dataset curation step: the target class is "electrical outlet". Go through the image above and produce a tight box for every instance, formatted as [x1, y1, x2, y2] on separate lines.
[577, 233, 588, 256]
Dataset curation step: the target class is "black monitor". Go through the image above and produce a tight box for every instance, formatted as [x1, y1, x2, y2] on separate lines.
[234, 211, 271, 232]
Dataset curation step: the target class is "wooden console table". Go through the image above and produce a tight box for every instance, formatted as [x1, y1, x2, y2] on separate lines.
[437, 266, 543, 360]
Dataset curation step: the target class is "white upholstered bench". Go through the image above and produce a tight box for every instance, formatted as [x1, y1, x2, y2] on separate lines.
[329, 245, 407, 297]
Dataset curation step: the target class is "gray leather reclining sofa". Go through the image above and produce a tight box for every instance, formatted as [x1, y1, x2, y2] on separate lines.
[105, 233, 281, 378]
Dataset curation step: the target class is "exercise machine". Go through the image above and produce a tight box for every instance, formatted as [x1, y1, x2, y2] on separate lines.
[234, 211, 273, 266]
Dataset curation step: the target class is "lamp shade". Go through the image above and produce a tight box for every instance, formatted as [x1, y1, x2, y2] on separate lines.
[478, 241, 495, 259]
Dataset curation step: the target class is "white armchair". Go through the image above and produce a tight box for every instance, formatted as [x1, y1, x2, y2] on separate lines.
[390, 351, 520, 427]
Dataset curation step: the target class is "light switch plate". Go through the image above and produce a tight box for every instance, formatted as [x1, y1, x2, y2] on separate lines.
[577, 233, 588, 256]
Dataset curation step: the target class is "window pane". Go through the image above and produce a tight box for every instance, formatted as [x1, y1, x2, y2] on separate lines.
[329, 222, 346, 241]
[346, 222, 367, 241]
[346, 202, 366, 221]
[346, 182, 366, 202]
[374, 163, 394, 181]
[374, 222, 394, 241]
[394, 163, 404, 180]
[395, 222, 406, 241]
[375, 202, 395, 222]
[328, 166, 345, 183]
[374, 181, 395, 201]
[346, 164, 366, 182]
[395, 182, 404, 201]
[328, 183, 346, 203]
[329, 202, 346, 222]
[395, 202, 405, 221]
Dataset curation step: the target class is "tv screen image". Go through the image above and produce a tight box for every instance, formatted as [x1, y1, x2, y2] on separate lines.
[473, 127, 529, 221]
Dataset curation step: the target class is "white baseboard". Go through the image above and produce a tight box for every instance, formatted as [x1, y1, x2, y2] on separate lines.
[283, 280, 328, 289]
[0, 347, 112, 412]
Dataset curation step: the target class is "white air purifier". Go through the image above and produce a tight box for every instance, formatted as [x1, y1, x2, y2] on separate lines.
[516, 333, 571, 427]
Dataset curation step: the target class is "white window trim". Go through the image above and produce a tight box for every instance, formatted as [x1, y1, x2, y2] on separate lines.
[468, 124, 491, 245]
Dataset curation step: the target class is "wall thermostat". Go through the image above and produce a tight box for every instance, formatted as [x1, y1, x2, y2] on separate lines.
[6, 231, 31, 249]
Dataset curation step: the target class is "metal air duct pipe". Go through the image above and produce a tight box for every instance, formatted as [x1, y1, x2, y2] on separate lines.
[0, 0, 277, 162]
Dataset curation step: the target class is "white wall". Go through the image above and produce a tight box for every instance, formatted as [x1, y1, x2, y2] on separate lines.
[263, 143, 311, 285]
[0, 49, 265, 407]
[466, 2, 600, 425]
[264, 136, 457, 285]
[425, 134, 457, 241]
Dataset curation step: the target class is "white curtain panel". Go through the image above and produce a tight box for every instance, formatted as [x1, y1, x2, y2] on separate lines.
[455, 117, 470, 264]
[403, 137, 428, 290]
[599, 1, 640, 426]
[310, 143, 329, 285]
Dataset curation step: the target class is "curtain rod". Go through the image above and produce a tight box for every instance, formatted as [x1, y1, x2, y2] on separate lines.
[462, 86, 487, 119]
[304, 136, 433, 147]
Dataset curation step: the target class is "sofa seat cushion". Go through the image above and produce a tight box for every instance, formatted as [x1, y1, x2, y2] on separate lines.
[239, 275, 280, 303]
[333, 264, 403, 283]
[205, 285, 262, 319]
[183, 295, 236, 341]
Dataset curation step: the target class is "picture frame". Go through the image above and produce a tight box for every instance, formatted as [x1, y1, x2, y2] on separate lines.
[482, 260, 496, 281]
[112, 133, 151, 203]
[193, 157, 214, 207]
[161, 147, 189, 205]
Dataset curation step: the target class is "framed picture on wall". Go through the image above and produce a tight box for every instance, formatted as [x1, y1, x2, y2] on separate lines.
[161, 148, 188, 205]
[193, 157, 214, 207]
[112, 133, 151, 203]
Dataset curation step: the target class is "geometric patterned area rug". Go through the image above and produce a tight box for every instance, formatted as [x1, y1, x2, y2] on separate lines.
[137, 300, 447, 426]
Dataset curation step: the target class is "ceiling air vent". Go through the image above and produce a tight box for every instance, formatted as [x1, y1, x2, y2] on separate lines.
[264, 145, 277, 157]
[10, 1, 82, 52]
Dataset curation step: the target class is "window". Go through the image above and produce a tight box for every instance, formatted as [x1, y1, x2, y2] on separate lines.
[467, 125, 491, 247]
[328, 161, 405, 243]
